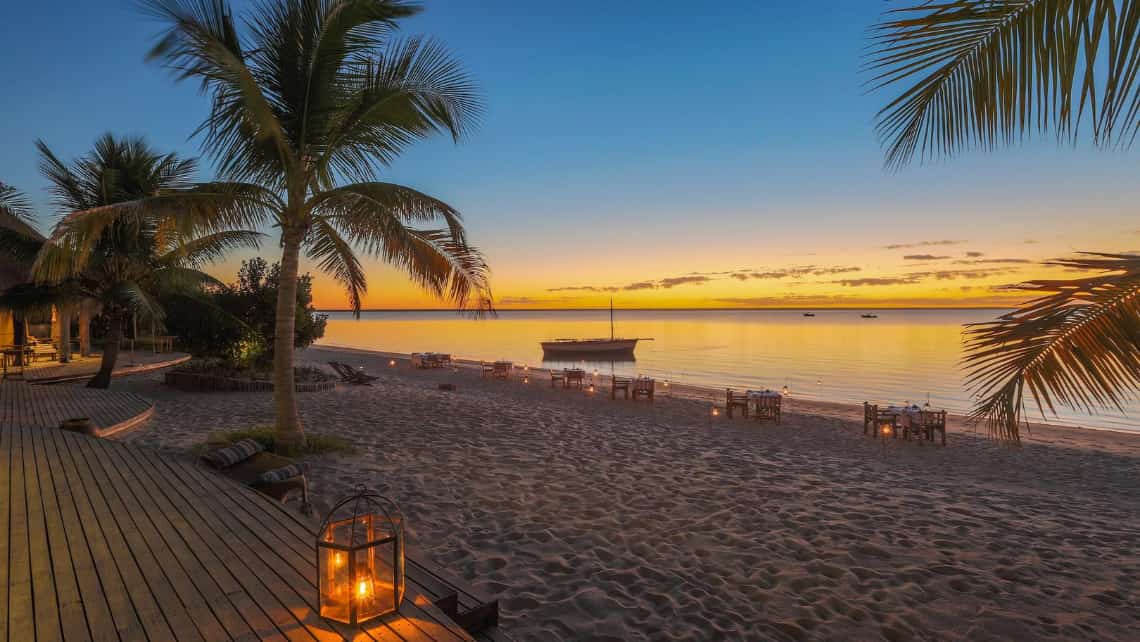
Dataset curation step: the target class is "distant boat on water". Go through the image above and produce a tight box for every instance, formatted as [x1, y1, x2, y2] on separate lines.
[861, 313, 879, 319]
[540, 299, 651, 356]
[803, 312, 816, 317]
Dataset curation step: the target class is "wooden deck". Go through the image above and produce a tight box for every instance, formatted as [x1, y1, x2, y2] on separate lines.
[0, 381, 155, 438]
[0, 423, 475, 641]
[8, 352, 192, 384]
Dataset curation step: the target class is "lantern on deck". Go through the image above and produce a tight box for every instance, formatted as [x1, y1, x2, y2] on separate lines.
[317, 488, 405, 624]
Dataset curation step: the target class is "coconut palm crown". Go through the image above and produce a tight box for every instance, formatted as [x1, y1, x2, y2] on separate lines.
[32, 134, 263, 388]
[870, 0, 1140, 442]
[143, 0, 493, 448]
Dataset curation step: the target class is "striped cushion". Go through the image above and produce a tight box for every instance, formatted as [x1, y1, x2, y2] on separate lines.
[203, 439, 264, 468]
[256, 463, 305, 484]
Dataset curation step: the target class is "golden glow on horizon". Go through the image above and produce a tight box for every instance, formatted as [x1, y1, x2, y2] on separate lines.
[208, 222, 1138, 310]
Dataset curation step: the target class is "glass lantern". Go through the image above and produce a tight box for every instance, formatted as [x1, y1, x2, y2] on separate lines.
[317, 488, 405, 624]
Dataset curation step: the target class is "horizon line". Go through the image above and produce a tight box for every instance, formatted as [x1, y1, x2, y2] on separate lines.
[317, 306, 1016, 312]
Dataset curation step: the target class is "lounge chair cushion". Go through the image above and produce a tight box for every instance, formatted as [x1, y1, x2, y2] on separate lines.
[255, 462, 305, 484]
[202, 438, 265, 468]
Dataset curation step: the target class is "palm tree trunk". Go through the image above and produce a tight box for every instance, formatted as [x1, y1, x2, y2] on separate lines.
[58, 303, 72, 363]
[273, 231, 305, 450]
[88, 311, 121, 389]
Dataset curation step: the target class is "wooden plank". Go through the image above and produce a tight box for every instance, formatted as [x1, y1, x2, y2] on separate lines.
[91, 436, 260, 641]
[45, 428, 150, 641]
[0, 424, 11, 642]
[107, 443, 302, 642]
[40, 424, 119, 641]
[7, 425, 36, 641]
[26, 424, 73, 641]
[74, 436, 222, 641]
[181, 459, 472, 642]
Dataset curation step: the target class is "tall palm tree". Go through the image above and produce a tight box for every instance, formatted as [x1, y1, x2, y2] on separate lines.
[870, 1, 1140, 441]
[0, 181, 44, 360]
[33, 134, 263, 388]
[144, 0, 493, 449]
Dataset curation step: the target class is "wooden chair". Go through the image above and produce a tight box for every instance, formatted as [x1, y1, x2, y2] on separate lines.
[863, 402, 877, 436]
[564, 369, 585, 389]
[549, 370, 566, 388]
[27, 337, 58, 362]
[492, 361, 512, 380]
[611, 376, 632, 399]
[726, 389, 749, 418]
[632, 377, 654, 401]
[754, 395, 781, 424]
[918, 409, 947, 446]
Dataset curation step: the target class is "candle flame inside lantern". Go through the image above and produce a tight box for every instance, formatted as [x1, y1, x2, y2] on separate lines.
[357, 579, 371, 600]
[389, 359, 396, 367]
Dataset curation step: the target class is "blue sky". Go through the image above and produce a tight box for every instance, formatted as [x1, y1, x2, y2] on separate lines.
[2, 1, 1138, 308]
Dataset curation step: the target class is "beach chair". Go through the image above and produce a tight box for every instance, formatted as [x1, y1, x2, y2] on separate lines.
[328, 361, 377, 385]
[565, 368, 585, 389]
[918, 409, 947, 446]
[611, 376, 632, 399]
[200, 438, 310, 512]
[547, 369, 565, 389]
[632, 377, 655, 401]
[726, 389, 749, 418]
[754, 394, 781, 424]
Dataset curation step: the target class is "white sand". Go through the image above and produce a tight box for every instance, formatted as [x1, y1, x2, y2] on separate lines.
[115, 345, 1140, 641]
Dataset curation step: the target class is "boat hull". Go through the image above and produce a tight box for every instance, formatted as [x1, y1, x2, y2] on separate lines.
[540, 339, 640, 355]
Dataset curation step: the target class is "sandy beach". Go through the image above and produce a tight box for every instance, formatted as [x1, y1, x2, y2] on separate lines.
[113, 345, 1139, 641]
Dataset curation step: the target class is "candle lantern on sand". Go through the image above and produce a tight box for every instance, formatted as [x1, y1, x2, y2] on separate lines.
[318, 487, 405, 624]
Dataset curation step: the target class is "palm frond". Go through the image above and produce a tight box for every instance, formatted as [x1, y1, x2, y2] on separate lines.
[158, 229, 264, 268]
[305, 217, 367, 315]
[869, 0, 1139, 169]
[321, 36, 483, 184]
[314, 184, 492, 313]
[310, 181, 467, 242]
[143, 0, 294, 183]
[0, 181, 45, 257]
[964, 252, 1140, 442]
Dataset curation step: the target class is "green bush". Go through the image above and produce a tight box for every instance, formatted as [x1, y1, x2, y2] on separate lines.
[158, 257, 327, 368]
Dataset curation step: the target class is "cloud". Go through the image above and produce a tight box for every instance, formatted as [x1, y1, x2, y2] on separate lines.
[835, 276, 923, 287]
[546, 285, 621, 293]
[903, 254, 950, 261]
[965, 251, 985, 258]
[622, 281, 657, 291]
[658, 275, 711, 288]
[883, 239, 966, 250]
[833, 267, 1018, 287]
[745, 265, 862, 280]
[730, 272, 751, 281]
[498, 296, 541, 305]
[951, 258, 1032, 265]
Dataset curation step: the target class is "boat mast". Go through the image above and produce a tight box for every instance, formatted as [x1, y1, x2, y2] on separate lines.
[610, 298, 615, 341]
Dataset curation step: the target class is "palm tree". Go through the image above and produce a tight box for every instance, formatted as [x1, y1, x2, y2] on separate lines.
[144, 0, 493, 449]
[0, 181, 45, 361]
[869, 1, 1140, 441]
[32, 134, 263, 388]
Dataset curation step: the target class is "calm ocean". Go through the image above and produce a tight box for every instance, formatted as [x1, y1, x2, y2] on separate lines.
[316, 309, 1139, 433]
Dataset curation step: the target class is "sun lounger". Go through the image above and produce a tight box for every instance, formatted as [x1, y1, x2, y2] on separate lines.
[328, 361, 378, 385]
[200, 438, 310, 511]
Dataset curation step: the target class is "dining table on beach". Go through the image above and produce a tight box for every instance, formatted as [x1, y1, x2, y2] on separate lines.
[882, 404, 925, 429]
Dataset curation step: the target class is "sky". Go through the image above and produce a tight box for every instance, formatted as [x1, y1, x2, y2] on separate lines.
[1, 0, 1138, 310]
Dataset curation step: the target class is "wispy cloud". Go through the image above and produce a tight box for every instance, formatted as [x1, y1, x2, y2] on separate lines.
[739, 265, 862, 280]
[547, 285, 621, 293]
[951, 258, 1032, 265]
[835, 276, 923, 287]
[623, 281, 657, 291]
[903, 254, 950, 261]
[833, 267, 1018, 287]
[658, 275, 711, 288]
[965, 251, 985, 258]
[883, 239, 966, 250]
